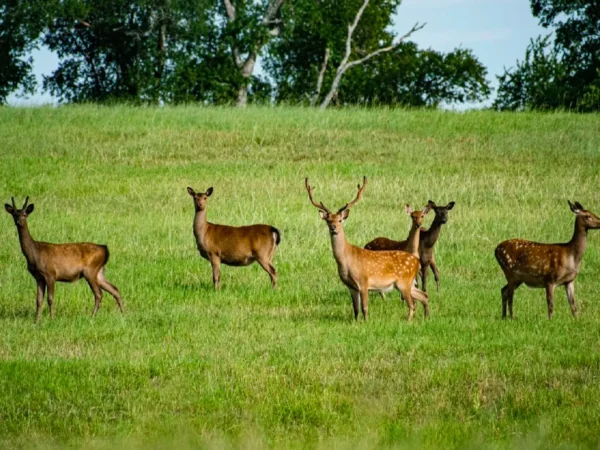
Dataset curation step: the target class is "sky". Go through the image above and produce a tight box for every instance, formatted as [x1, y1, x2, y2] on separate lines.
[7, 0, 548, 107]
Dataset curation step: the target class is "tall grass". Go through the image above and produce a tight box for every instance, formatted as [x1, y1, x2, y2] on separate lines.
[1, 106, 599, 449]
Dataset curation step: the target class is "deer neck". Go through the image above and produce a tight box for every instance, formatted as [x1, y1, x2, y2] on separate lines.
[16, 221, 38, 264]
[329, 228, 351, 269]
[569, 217, 588, 264]
[193, 208, 209, 247]
[422, 217, 443, 248]
[405, 222, 421, 257]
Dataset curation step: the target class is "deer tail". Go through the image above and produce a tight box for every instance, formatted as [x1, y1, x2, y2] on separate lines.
[271, 226, 281, 246]
[101, 245, 110, 266]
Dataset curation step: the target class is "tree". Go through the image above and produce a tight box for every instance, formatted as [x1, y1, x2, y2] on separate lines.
[266, 0, 490, 107]
[0, 0, 54, 104]
[43, 0, 211, 104]
[495, 0, 600, 111]
[220, 0, 285, 107]
[340, 43, 490, 107]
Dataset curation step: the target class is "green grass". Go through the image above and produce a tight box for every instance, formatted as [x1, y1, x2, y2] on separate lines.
[1, 105, 600, 449]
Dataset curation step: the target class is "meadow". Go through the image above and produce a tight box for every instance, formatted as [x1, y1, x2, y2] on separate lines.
[0, 106, 599, 449]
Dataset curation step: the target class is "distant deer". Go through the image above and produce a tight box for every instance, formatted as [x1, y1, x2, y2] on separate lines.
[305, 177, 428, 321]
[4, 197, 124, 322]
[495, 201, 600, 319]
[364, 200, 455, 292]
[187, 186, 280, 289]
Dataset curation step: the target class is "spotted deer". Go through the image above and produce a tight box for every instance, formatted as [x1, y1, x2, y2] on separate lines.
[495, 201, 600, 319]
[364, 200, 455, 292]
[187, 186, 280, 289]
[305, 177, 429, 321]
[4, 197, 124, 322]
[365, 204, 430, 300]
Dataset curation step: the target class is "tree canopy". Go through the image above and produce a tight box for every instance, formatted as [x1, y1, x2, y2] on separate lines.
[1, 0, 492, 107]
[495, 0, 600, 111]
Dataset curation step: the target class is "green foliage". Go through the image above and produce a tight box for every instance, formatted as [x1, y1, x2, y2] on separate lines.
[1, 106, 600, 448]
[0, 0, 54, 104]
[43, 0, 213, 103]
[495, 0, 600, 111]
[265, 0, 490, 106]
[338, 44, 491, 107]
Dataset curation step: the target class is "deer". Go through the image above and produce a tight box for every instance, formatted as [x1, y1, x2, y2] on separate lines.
[495, 201, 600, 320]
[305, 177, 429, 321]
[364, 200, 455, 292]
[187, 186, 280, 289]
[364, 204, 430, 300]
[4, 197, 124, 322]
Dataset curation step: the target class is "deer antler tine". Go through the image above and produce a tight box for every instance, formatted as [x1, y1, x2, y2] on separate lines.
[22, 196, 29, 209]
[305, 178, 331, 213]
[339, 176, 367, 212]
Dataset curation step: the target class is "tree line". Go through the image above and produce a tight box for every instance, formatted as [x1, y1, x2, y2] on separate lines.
[1, 0, 598, 110]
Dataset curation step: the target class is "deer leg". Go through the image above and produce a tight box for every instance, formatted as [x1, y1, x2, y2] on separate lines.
[430, 260, 440, 292]
[545, 283, 555, 320]
[349, 288, 360, 321]
[87, 279, 103, 316]
[379, 292, 386, 301]
[400, 286, 415, 322]
[359, 287, 369, 321]
[565, 282, 577, 318]
[98, 269, 124, 313]
[210, 256, 221, 290]
[508, 281, 522, 319]
[46, 281, 55, 321]
[420, 263, 429, 292]
[501, 284, 509, 319]
[35, 280, 46, 323]
[256, 258, 277, 289]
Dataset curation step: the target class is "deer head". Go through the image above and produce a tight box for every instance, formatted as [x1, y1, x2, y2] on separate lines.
[305, 177, 367, 236]
[4, 197, 34, 227]
[427, 200, 455, 224]
[405, 204, 431, 228]
[187, 186, 213, 211]
[569, 201, 600, 230]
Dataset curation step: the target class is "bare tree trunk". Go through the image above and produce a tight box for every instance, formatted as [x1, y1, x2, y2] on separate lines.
[319, 0, 425, 110]
[223, 0, 285, 107]
[311, 48, 330, 106]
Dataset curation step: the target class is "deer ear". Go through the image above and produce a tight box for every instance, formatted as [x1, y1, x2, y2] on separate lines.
[428, 200, 437, 209]
[568, 200, 581, 214]
[404, 204, 412, 215]
[187, 187, 196, 196]
[446, 201, 455, 210]
[206, 187, 213, 197]
[341, 209, 350, 221]
[318, 210, 329, 220]
[574, 201, 585, 211]
[4, 204, 13, 214]
[25, 204, 34, 215]
[422, 205, 431, 215]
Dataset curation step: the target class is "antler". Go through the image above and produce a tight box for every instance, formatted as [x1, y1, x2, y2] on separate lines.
[338, 176, 367, 213]
[11, 197, 15, 209]
[305, 178, 332, 214]
[22, 196, 29, 209]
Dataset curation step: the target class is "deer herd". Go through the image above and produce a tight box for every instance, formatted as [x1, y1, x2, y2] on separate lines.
[5, 179, 600, 323]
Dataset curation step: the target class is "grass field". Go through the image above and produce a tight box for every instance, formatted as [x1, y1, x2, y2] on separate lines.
[1, 106, 600, 449]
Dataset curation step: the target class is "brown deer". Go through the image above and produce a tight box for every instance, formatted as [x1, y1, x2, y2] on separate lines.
[4, 197, 124, 322]
[187, 186, 280, 289]
[305, 177, 429, 321]
[495, 201, 600, 320]
[364, 200, 455, 292]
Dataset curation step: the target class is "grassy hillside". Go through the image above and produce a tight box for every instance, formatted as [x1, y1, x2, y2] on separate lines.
[1, 106, 599, 449]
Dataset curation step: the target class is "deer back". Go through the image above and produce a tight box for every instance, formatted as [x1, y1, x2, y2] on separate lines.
[34, 242, 109, 281]
[204, 223, 278, 262]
